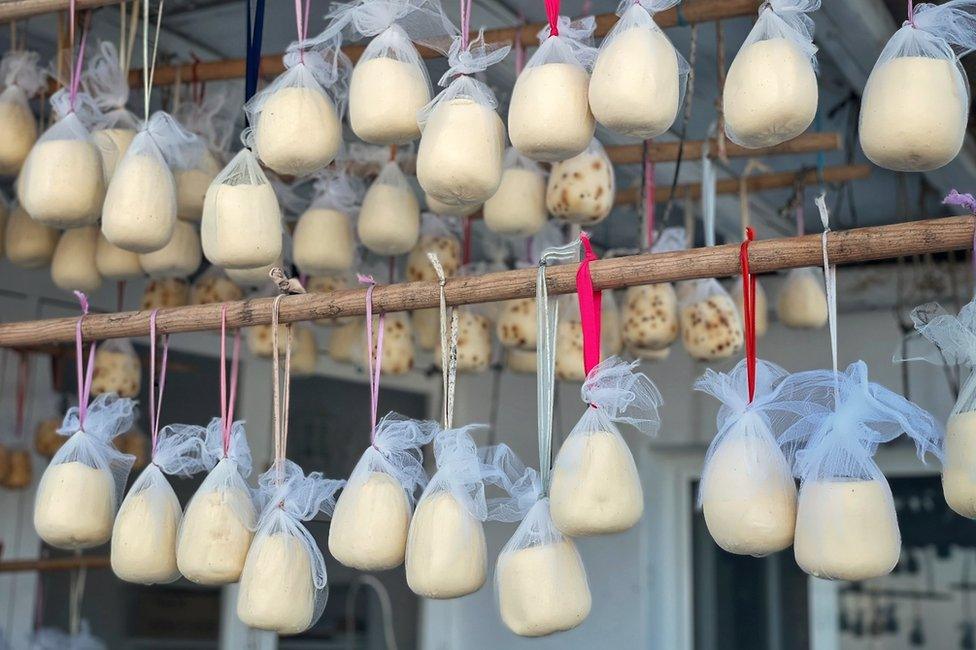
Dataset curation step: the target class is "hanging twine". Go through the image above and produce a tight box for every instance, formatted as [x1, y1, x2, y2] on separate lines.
[816, 193, 839, 404]
[72, 292, 96, 430]
[359, 274, 385, 444]
[141, 0, 165, 123]
[714, 20, 728, 163]
[269, 267, 304, 484]
[536, 240, 580, 495]
[147, 309, 170, 459]
[427, 252, 460, 428]
[219, 305, 241, 458]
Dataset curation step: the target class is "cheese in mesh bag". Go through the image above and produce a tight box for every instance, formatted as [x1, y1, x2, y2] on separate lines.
[483, 148, 548, 237]
[905, 300, 976, 518]
[82, 41, 141, 182]
[545, 138, 615, 226]
[358, 160, 420, 255]
[91, 338, 141, 398]
[589, 0, 689, 139]
[678, 278, 744, 361]
[779, 361, 943, 581]
[201, 147, 283, 269]
[244, 44, 347, 177]
[723, 0, 819, 148]
[111, 423, 210, 585]
[19, 90, 106, 228]
[696, 359, 797, 557]
[0, 49, 44, 175]
[319, 0, 456, 145]
[405, 426, 535, 599]
[495, 496, 591, 637]
[177, 418, 257, 585]
[294, 167, 363, 277]
[237, 459, 345, 635]
[860, 0, 976, 172]
[416, 31, 508, 207]
[623, 227, 684, 356]
[33, 393, 137, 550]
[509, 16, 597, 162]
[549, 357, 661, 536]
[329, 413, 437, 571]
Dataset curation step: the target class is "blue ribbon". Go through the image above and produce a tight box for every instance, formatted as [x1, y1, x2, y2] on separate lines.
[244, 0, 267, 107]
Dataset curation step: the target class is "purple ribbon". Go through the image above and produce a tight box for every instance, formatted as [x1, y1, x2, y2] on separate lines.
[73, 292, 96, 429]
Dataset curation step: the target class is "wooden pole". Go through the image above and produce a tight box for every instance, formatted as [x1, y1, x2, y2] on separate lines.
[347, 132, 844, 177]
[130, 0, 759, 87]
[0, 215, 971, 349]
[0, 556, 111, 573]
[613, 163, 871, 206]
[0, 0, 119, 22]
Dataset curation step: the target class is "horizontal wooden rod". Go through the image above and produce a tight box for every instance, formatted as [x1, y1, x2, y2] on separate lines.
[350, 132, 843, 177]
[0, 556, 111, 573]
[0, 215, 971, 349]
[0, 0, 118, 22]
[613, 163, 871, 206]
[134, 0, 759, 87]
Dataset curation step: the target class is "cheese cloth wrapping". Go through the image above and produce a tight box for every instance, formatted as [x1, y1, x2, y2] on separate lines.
[483, 148, 548, 237]
[294, 166, 363, 276]
[19, 89, 107, 228]
[778, 360, 943, 581]
[623, 228, 684, 358]
[903, 299, 976, 518]
[316, 0, 457, 145]
[81, 41, 139, 183]
[357, 160, 420, 255]
[328, 413, 438, 571]
[696, 359, 797, 557]
[0, 50, 44, 175]
[102, 111, 203, 254]
[549, 357, 662, 536]
[111, 422, 210, 585]
[859, 0, 976, 171]
[416, 30, 509, 206]
[677, 278, 744, 361]
[177, 417, 256, 584]
[237, 459, 344, 635]
[33, 393, 137, 550]
[405, 424, 535, 598]
[723, 0, 820, 148]
[509, 16, 598, 162]
[243, 44, 349, 176]
[589, 0, 689, 139]
[201, 147, 283, 269]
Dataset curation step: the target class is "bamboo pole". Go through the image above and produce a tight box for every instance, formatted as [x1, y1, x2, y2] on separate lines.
[0, 556, 111, 573]
[0, 215, 971, 349]
[347, 132, 844, 176]
[613, 163, 871, 206]
[0, 0, 119, 22]
[131, 0, 759, 87]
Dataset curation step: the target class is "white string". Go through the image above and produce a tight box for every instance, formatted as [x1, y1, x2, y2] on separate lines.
[427, 252, 459, 429]
[142, 0, 164, 122]
[536, 240, 581, 494]
[702, 130, 717, 247]
[816, 192, 839, 403]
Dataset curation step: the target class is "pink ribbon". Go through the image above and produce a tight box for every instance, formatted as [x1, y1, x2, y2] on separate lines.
[459, 0, 472, 49]
[67, 0, 89, 112]
[575, 233, 602, 379]
[906, 0, 917, 27]
[148, 310, 170, 458]
[73, 291, 96, 429]
[294, 0, 310, 63]
[359, 275, 385, 443]
[219, 305, 241, 458]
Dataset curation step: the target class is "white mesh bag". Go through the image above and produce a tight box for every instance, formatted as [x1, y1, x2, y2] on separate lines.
[237, 459, 345, 635]
[859, 0, 976, 171]
[723, 0, 820, 148]
[0, 49, 44, 175]
[33, 393, 137, 549]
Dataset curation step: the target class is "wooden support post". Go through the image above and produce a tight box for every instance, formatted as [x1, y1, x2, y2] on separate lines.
[0, 215, 971, 348]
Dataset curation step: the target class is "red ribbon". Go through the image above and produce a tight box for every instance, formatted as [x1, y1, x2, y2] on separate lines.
[544, 0, 560, 36]
[462, 216, 473, 266]
[575, 233, 602, 378]
[739, 227, 757, 403]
